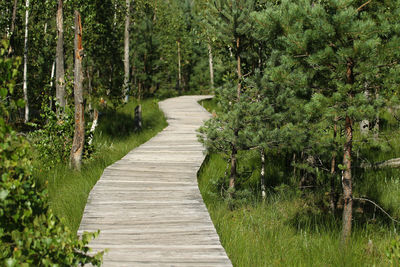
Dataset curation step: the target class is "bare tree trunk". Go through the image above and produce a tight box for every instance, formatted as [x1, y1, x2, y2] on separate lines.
[70, 11, 85, 171]
[177, 40, 182, 91]
[87, 67, 93, 112]
[11, 0, 18, 35]
[49, 60, 56, 110]
[260, 149, 266, 199]
[88, 109, 98, 146]
[330, 119, 337, 213]
[56, 0, 66, 110]
[113, 0, 118, 27]
[342, 60, 354, 243]
[23, 0, 29, 123]
[229, 146, 237, 191]
[360, 90, 370, 135]
[123, 0, 130, 103]
[208, 43, 214, 91]
[8, 0, 18, 56]
[134, 105, 142, 131]
[374, 88, 379, 139]
[342, 116, 353, 242]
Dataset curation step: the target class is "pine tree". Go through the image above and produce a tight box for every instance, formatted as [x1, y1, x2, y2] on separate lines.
[264, 0, 399, 242]
[200, 0, 258, 195]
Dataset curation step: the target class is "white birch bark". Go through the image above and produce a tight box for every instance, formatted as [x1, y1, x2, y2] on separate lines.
[260, 149, 266, 199]
[88, 109, 99, 145]
[23, 0, 30, 123]
[208, 43, 214, 91]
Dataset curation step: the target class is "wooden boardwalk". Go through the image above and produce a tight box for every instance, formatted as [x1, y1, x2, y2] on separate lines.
[78, 96, 232, 267]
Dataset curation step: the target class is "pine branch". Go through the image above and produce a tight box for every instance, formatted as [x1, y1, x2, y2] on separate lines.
[353, 197, 400, 224]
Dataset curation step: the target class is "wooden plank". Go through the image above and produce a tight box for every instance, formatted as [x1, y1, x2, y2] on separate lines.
[78, 96, 231, 267]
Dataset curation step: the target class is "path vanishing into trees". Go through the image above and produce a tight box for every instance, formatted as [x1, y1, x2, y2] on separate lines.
[78, 96, 232, 267]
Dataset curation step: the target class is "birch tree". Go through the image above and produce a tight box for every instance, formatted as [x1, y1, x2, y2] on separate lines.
[123, 0, 131, 103]
[23, 0, 29, 122]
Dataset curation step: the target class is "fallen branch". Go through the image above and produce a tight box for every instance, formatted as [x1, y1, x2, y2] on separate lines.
[361, 158, 400, 169]
[353, 197, 400, 224]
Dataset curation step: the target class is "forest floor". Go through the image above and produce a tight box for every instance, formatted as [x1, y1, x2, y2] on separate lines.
[199, 98, 400, 266]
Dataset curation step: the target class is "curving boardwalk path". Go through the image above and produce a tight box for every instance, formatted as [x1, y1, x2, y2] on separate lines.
[78, 96, 232, 267]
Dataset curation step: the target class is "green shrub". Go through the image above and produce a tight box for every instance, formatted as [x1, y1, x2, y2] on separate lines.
[30, 103, 94, 168]
[0, 41, 102, 266]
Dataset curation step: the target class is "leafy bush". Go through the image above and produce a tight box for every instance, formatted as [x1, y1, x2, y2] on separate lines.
[30, 103, 94, 167]
[0, 41, 102, 266]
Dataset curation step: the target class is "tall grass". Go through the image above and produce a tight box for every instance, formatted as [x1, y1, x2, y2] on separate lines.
[34, 99, 167, 233]
[198, 99, 400, 266]
[198, 153, 399, 266]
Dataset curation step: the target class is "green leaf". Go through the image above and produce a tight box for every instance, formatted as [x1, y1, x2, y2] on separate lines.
[5, 258, 17, 267]
[0, 190, 9, 200]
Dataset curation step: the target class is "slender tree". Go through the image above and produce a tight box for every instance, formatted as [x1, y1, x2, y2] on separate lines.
[22, 0, 29, 122]
[70, 11, 85, 171]
[201, 0, 257, 193]
[123, 0, 131, 103]
[56, 0, 65, 110]
[7, 0, 18, 56]
[208, 42, 214, 91]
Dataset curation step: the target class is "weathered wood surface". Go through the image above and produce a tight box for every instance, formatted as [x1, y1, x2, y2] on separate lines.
[78, 96, 231, 267]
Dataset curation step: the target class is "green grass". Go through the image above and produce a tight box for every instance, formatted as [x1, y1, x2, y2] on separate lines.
[198, 98, 400, 266]
[198, 153, 399, 266]
[34, 99, 167, 233]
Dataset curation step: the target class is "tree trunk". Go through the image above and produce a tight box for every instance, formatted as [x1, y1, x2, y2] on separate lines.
[23, 0, 29, 123]
[229, 145, 237, 196]
[8, 0, 18, 56]
[123, 0, 130, 103]
[87, 67, 92, 112]
[374, 88, 379, 139]
[342, 60, 354, 243]
[177, 40, 182, 92]
[88, 109, 98, 146]
[342, 115, 353, 242]
[360, 90, 370, 135]
[208, 43, 214, 91]
[56, 0, 65, 110]
[236, 37, 241, 100]
[49, 60, 56, 110]
[260, 149, 266, 199]
[330, 119, 337, 213]
[134, 105, 142, 131]
[70, 11, 85, 171]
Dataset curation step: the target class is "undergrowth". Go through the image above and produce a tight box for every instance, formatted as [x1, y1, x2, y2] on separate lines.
[33, 99, 167, 232]
[198, 98, 400, 266]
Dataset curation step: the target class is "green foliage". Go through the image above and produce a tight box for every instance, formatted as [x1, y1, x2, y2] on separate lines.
[0, 42, 102, 266]
[29, 103, 94, 168]
[34, 98, 167, 232]
[386, 237, 400, 266]
[198, 152, 398, 266]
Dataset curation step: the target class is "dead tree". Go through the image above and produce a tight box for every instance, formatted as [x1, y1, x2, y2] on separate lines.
[70, 11, 85, 171]
[56, 0, 66, 110]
